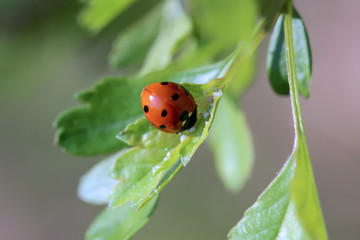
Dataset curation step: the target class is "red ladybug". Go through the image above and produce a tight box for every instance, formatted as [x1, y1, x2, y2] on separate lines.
[141, 82, 197, 134]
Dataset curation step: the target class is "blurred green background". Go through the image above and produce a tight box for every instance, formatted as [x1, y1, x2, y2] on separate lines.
[1, 0, 359, 239]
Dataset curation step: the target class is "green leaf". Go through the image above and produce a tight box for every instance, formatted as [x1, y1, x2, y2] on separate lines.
[266, 8, 312, 98]
[110, 78, 227, 209]
[86, 196, 158, 240]
[107, 46, 247, 208]
[79, 0, 136, 34]
[78, 152, 122, 205]
[291, 139, 327, 240]
[109, 5, 162, 69]
[58, 46, 241, 206]
[54, 47, 237, 156]
[139, 0, 192, 75]
[109, 145, 166, 207]
[228, 155, 308, 240]
[229, 141, 325, 240]
[208, 95, 254, 192]
[228, 3, 327, 240]
[54, 77, 145, 155]
[227, 147, 323, 240]
[163, 51, 235, 84]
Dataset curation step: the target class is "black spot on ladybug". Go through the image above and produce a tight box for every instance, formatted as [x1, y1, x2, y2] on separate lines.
[171, 94, 179, 100]
[161, 110, 167, 117]
[144, 105, 149, 113]
[161, 82, 168, 85]
[179, 111, 189, 121]
[184, 90, 189, 96]
[160, 125, 166, 129]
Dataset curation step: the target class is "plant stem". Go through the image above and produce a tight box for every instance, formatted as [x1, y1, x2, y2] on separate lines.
[284, 2, 328, 239]
[283, 0, 305, 141]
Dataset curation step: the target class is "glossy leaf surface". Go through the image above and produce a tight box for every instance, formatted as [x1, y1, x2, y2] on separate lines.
[228, 154, 314, 240]
[267, 8, 312, 97]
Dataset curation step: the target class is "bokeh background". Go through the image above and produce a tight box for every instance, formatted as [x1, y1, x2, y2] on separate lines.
[1, 0, 359, 239]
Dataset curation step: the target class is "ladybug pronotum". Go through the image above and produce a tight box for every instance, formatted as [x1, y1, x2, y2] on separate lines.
[141, 82, 197, 134]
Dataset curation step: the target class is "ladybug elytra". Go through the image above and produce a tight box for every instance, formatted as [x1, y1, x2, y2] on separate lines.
[141, 82, 197, 134]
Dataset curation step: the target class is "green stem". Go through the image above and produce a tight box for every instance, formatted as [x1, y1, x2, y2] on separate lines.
[283, 0, 305, 141]
[284, 2, 328, 239]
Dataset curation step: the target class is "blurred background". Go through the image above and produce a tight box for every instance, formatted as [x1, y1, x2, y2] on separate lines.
[0, 0, 359, 239]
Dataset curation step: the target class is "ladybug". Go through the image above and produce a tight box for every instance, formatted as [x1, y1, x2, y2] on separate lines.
[141, 82, 197, 134]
